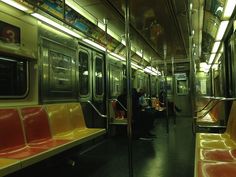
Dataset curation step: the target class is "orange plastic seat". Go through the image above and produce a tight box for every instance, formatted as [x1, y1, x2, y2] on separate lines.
[0, 109, 46, 159]
[199, 148, 236, 161]
[111, 101, 126, 119]
[197, 101, 236, 148]
[198, 161, 236, 177]
[198, 101, 236, 140]
[21, 106, 70, 149]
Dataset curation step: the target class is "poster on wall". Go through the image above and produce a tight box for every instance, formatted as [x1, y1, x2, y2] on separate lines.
[0, 20, 20, 45]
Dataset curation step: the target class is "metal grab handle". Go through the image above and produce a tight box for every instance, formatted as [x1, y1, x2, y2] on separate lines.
[195, 98, 236, 119]
[87, 100, 107, 118]
[109, 99, 127, 112]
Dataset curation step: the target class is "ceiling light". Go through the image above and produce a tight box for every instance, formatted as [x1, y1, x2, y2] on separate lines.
[98, 21, 105, 31]
[136, 50, 143, 58]
[82, 39, 106, 51]
[223, 0, 236, 19]
[216, 21, 229, 40]
[109, 52, 125, 61]
[1, 0, 29, 11]
[31, 13, 82, 39]
[131, 62, 143, 70]
[211, 42, 221, 53]
[208, 53, 216, 64]
[215, 53, 222, 63]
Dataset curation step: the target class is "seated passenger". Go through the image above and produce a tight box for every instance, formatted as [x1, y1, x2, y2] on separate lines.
[138, 89, 149, 110]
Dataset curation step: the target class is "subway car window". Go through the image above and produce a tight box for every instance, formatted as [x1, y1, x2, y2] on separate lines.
[79, 51, 89, 96]
[95, 57, 104, 96]
[0, 57, 28, 98]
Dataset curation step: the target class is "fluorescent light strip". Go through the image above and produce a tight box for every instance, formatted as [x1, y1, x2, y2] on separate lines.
[211, 41, 221, 53]
[31, 13, 82, 39]
[208, 53, 216, 64]
[65, 0, 97, 24]
[83, 39, 106, 51]
[1, 0, 29, 11]
[98, 21, 105, 31]
[215, 53, 222, 63]
[131, 62, 143, 69]
[144, 67, 160, 76]
[109, 52, 125, 61]
[223, 0, 236, 18]
[216, 21, 229, 40]
[136, 50, 143, 57]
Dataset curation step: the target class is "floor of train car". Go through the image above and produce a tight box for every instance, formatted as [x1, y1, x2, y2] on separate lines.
[6, 116, 195, 177]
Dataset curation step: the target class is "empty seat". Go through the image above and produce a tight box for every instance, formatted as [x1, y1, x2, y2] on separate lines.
[197, 101, 236, 149]
[0, 108, 45, 159]
[20, 106, 70, 149]
[198, 161, 236, 177]
[46, 104, 75, 140]
[67, 103, 106, 137]
[46, 103, 105, 142]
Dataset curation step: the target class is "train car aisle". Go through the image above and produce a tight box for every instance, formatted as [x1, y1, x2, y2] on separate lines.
[6, 117, 194, 177]
[75, 117, 195, 177]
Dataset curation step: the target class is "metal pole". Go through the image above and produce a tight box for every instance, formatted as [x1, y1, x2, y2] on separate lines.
[104, 18, 110, 133]
[189, 33, 195, 118]
[171, 56, 176, 124]
[125, 0, 133, 177]
[163, 44, 169, 133]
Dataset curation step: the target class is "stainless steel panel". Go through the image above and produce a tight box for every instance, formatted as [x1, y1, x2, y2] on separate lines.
[40, 37, 77, 103]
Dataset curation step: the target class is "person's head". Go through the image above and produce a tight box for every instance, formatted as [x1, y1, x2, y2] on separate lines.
[139, 88, 145, 95]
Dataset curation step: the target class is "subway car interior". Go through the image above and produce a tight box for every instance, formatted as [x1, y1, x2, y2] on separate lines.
[0, 0, 236, 177]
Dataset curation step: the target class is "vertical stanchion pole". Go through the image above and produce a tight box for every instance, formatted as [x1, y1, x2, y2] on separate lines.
[189, 2, 195, 118]
[104, 18, 109, 133]
[171, 56, 176, 124]
[189, 33, 195, 118]
[163, 44, 169, 133]
[125, 0, 133, 177]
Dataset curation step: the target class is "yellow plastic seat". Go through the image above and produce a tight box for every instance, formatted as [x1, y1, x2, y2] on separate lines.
[0, 158, 21, 177]
[46, 104, 75, 140]
[46, 103, 106, 142]
[67, 103, 106, 139]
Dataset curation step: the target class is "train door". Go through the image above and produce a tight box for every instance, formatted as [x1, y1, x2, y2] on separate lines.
[174, 73, 191, 116]
[78, 45, 106, 128]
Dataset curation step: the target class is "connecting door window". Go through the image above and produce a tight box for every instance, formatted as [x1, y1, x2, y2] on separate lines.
[79, 50, 90, 96]
[94, 57, 104, 96]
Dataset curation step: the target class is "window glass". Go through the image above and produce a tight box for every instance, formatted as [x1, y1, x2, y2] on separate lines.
[0, 57, 28, 97]
[79, 51, 89, 95]
[95, 57, 103, 96]
[49, 50, 72, 91]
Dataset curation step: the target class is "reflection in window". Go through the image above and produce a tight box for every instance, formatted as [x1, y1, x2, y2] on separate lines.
[49, 50, 72, 91]
[0, 57, 28, 97]
[95, 57, 103, 96]
[176, 79, 188, 95]
[79, 51, 89, 95]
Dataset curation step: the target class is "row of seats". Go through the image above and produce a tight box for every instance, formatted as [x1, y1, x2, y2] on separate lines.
[0, 103, 106, 177]
[193, 98, 226, 133]
[194, 101, 236, 177]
